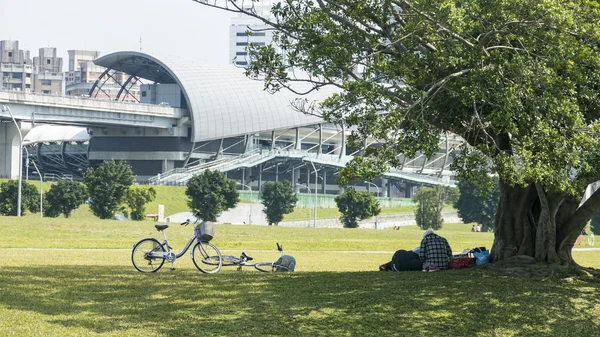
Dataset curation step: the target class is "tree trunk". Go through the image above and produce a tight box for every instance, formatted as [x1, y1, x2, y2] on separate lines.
[491, 180, 600, 265]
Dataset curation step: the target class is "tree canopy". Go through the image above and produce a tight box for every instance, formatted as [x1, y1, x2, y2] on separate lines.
[0, 180, 40, 216]
[335, 187, 381, 228]
[123, 187, 157, 221]
[414, 185, 458, 230]
[261, 181, 298, 225]
[44, 180, 88, 218]
[192, 0, 600, 264]
[186, 170, 240, 222]
[83, 160, 135, 219]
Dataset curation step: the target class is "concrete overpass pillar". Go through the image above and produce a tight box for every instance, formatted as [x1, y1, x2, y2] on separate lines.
[0, 122, 22, 179]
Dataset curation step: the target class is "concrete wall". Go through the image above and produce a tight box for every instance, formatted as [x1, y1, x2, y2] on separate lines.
[279, 211, 461, 229]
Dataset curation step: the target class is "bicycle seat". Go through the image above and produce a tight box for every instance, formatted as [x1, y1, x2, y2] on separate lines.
[241, 252, 253, 262]
[155, 224, 169, 231]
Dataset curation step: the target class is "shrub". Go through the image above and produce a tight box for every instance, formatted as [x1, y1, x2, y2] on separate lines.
[335, 187, 380, 228]
[185, 170, 239, 222]
[261, 181, 298, 225]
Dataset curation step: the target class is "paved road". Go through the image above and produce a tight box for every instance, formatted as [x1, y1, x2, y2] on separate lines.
[165, 203, 268, 225]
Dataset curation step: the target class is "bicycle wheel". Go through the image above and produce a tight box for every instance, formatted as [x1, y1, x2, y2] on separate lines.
[132, 238, 165, 273]
[254, 262, 274, 272]
[219, 256, 240, 266]
[191, 241, 222, 274]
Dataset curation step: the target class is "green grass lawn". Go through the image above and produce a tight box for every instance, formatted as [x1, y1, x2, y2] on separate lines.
[1, 217, 600, 336]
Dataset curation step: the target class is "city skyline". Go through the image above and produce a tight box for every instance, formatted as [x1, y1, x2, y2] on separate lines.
[0, 0, 238, 70]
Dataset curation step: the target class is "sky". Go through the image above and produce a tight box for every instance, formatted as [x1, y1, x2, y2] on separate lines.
[0, 0, 238, 70]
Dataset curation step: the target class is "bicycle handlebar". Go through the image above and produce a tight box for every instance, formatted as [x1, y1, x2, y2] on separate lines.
[181, 218, 195, 226]
[277, 243, 282, 252]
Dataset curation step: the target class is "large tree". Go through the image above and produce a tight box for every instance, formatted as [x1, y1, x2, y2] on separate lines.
[192, 0, 600, 265]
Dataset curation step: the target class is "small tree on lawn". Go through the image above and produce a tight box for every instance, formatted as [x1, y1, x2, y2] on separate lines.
[83, 160, 134, 219]
[414, 185, 459, 230]
[186, 170, 239, 222]
[0, 180, 40, 216]
[261, 181, 298, 226]
[454, 177, 500, 232]
[44, 180, 87, 218]
[124, 187, 157, 221]
[335, 187, 380, 228]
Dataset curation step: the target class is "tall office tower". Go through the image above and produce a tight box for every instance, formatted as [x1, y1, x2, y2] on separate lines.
[229, 0, 278, 67]
[0, 40, 34, 92]
[64, 49, 139, 101]
[33, 47, 64, 95]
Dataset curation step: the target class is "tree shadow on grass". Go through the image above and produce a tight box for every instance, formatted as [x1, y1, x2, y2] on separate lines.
[1, 266, 600, 336]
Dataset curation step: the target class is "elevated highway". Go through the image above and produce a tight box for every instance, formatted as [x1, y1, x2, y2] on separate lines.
[0, 90, 186, 128]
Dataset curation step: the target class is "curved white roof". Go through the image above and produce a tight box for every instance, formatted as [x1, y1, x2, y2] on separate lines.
[94, 51, 334, 142]
[23, 125, 90, 145]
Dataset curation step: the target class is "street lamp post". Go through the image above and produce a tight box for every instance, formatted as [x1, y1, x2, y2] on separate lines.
[3, 105, 23, 217]
[237, 182, 252, 224]
[296, 183, 312, 227]
[364, 181, 381, 228]
[23, 148, 43, 217]
[302, 156, 318, 228]
[364, 181, 380, 197]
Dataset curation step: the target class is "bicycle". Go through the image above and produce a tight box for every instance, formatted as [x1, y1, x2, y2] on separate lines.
[211, 243, 296, 272]
[131, 219, 223, 273]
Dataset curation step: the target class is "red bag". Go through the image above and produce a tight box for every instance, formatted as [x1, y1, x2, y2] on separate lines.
[449, 256, 476, 269]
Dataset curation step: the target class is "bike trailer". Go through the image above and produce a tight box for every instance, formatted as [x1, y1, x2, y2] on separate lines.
[274, 255, 296, 272]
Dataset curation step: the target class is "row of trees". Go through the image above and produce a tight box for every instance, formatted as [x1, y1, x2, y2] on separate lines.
[187, 167, 503, 231]
[184, 169, 382, 228]
[1, 158, 501, 230]
[0, 160, 156, 220]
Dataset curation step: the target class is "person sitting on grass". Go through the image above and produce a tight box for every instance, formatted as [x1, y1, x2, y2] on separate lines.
[419, 229, 453, 272]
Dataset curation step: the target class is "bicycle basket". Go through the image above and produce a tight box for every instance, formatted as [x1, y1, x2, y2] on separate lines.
[195, 221, 215, 242]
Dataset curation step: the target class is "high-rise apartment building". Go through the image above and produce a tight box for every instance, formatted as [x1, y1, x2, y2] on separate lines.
[0, 40, 34, 92]
[229, 1, 277, 67]
[65, 50, 100, 86]
[64, 49, 139, 101]
[33, 47, 64, 95]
